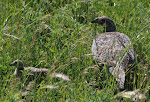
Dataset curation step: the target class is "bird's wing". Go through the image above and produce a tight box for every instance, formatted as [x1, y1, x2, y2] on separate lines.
[92, 32, 122, 65]
[117, 33, 135, 62]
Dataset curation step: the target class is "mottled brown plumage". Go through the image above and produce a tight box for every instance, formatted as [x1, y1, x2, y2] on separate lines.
[91, 16, 134, 88]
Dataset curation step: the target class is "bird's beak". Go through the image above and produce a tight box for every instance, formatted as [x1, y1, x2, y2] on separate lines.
[10, 63, 13, 66]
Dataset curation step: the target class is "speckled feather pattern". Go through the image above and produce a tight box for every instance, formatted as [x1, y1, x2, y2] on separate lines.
[92, 32, 134, 88]
[92, 32, 134, 64]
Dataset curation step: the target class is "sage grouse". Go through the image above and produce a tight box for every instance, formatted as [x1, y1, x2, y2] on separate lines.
[91, 16, 134, 88]
[10, 60, 49, 85]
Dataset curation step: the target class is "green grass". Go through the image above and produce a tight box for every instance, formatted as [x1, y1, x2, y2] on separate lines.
[0, 0, 150, 101]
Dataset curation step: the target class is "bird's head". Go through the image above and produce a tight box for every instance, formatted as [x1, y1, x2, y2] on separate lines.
[10, 60, 24, 70]
[91, 16, 116, 32]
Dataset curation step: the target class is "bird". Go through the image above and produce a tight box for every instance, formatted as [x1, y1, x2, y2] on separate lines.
[10, 60, 49, 85]
[91, 16, 135, 89]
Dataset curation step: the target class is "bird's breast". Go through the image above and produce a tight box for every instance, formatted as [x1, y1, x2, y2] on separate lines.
[92, 33, 126, 65]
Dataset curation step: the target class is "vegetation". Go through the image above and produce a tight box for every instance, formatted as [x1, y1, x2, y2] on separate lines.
[0, 0, 150, 101]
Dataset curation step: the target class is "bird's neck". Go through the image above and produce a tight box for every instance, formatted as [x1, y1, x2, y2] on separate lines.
[103, 26, 116, 32]
[16, 67, 24, 77]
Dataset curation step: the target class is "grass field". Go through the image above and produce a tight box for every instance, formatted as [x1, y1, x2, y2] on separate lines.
[0, 0, 150, 101]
